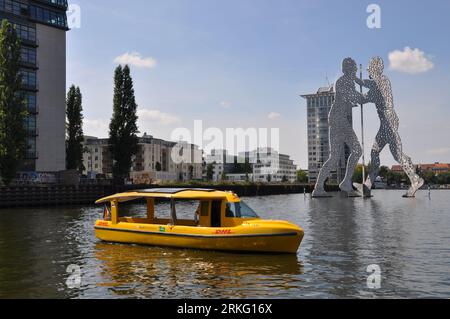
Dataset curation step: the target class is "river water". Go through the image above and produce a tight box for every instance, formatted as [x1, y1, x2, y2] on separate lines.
[0, 190, 449, 299]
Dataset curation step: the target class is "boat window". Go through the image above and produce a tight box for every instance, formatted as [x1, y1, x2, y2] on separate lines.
[154, 199, 200, 221]
[211, 200, 222, 227]
[200, 201, 209, 216]
[225, 201, 259, 218]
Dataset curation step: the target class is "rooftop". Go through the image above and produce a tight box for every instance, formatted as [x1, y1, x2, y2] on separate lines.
[300, 85, 335, 99]
[96, 188, 240, 204]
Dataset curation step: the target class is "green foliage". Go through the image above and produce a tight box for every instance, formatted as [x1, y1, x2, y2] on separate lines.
[0, 21, 28, 185]
[206, 163, 214, 181]
[296, 170, 308, 183]
[352, 164, 370, 183]
[109, 65, 139, 183]
[232, 158, 252, 174]
[66, 85, 84, 171]
[419, 171, 436, 185]
[386, 170, 409, 186]
[379, 166, 389, 180]
[155, 161, 162, 172]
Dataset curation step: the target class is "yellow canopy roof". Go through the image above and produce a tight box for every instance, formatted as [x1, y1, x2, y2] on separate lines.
[95, 188, 240, 204]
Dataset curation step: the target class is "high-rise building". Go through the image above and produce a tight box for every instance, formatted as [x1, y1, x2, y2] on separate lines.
[301, 86, 350, 185]
[1, 0, 68, 172]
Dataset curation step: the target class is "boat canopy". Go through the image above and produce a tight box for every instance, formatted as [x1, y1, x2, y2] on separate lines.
[95, 188, 240, 204]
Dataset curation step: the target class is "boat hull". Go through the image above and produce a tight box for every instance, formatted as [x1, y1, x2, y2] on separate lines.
[95, 221, 303, 254]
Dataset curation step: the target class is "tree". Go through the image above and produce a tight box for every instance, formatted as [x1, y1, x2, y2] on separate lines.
[206, 163, 214, 181]
[297, 170, 308, 183]
[109, 65, 139, 184]
[352, 164, 370, 183]
[419, 170, 436, 185]
[66, 85, 84, 171]
[188, 165, 194, 180]
[155, 162, 162, 172]
[379, 166, 389, 180]
[0, 21, 28, 185]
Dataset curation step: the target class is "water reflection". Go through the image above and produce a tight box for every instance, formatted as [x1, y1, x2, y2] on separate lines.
[1, 190, 449, 298]
[91, 243, 304, 299]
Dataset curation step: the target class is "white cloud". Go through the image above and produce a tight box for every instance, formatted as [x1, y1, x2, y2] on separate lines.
[388, 47, 434, 74]
[220, 101, 232, 109]
[83, 118, 109, 138]
[268, 112, 281, 120]
[114, 52, 157, 68]
[137, 109, 181, 126]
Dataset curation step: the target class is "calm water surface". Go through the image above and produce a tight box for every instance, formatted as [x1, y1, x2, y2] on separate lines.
[0, 190, 449, 299]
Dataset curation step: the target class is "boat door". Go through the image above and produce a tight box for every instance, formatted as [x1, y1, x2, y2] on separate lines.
[211, 200, 222, 227]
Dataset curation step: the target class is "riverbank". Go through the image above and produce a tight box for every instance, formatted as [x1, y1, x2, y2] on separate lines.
[0, 183, 332, 208]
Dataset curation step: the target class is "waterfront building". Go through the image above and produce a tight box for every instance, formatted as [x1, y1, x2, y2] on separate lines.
[392, 163, 450, 174]
[301, 86, 350, 184]
[203, 149, 235, 182]
[238, 148, 297, 183]
[82, 134, 203, 183]
[1, 0, 69, 172]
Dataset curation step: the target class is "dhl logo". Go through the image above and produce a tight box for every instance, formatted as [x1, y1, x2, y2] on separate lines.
[215, 229, 233, 235]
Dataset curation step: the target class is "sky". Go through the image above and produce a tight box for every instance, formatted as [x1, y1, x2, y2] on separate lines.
[67, 0, 450, 169]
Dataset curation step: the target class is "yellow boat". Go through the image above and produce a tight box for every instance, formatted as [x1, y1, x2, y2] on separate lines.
[94, 188, 304, 254]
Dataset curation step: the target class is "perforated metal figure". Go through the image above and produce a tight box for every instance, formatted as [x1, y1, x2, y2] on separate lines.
[361, 57, 424, 198]
[312, 58, 366, 198]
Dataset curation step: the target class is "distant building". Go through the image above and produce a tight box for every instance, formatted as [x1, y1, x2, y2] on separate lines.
[203, 149, 235, 182]
[238, 148, 297, 183]
[301, 86, 350, 184]
[392, 163, 450, 174]
[82, 134, 203, 182]
[1, 0, 69, 172]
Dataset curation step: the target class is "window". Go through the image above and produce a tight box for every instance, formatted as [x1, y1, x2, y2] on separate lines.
[0, 0, 24, 16]
[200, 201, 209, 216]
[29, 5, 67, 28]
[24, 93, 37, 113]
[20, 69, 36, 88]
[13, 23, 36, 42]
[23, 114, 36, 135]
[225, 201, 259, 218]
[21, 47, 36, 65]
[26, 138, 36, 159]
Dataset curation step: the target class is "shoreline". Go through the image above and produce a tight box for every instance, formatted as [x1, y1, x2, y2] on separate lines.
[0, 183, 445, 209]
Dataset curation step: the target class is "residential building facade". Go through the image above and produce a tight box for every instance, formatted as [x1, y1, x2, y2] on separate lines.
[203, 149, 235, 181]
[239, 148, 297, 183]
[301, 86, 350, 184]
[82, 134, 203, 183]
[1, 0, 68, 172]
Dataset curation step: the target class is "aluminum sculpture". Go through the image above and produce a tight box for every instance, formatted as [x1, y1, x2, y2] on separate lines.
[312, 58, 365, 198]
[360, 57, 424, 198]
[312, 56, 424, 198]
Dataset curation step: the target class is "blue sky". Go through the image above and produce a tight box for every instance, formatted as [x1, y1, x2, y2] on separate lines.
[67, 0, 450, 168]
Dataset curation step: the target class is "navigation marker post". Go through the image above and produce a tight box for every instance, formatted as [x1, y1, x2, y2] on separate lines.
[354, 64, 372, 198]
[360, 64, 366, 187]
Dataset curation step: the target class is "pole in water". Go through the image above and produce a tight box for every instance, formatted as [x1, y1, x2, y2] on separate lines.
[360, 64, 366, 188]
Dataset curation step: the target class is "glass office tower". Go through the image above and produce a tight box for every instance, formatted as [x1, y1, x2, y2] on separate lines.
[0, 0, 68, 172]
[302, 86, 351, 185]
